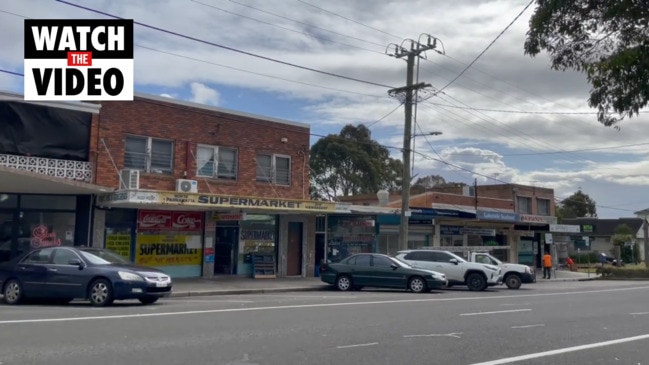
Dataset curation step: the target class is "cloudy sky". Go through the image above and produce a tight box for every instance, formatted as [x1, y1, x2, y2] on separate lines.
[1, 0, 648, 218]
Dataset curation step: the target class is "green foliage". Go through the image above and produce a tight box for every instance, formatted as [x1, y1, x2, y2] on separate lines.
[558, 190, 597, 218]
[597, 266, 649, 279]
[410, 175, 466, 195]
[524, 1, 649, 128]
[309, 124, 403, 200]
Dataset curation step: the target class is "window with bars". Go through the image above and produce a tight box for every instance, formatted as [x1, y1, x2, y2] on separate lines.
[196, 145, 237, 180]
[537, 198, 550, 216]
[124, 135, 173, 174]
[256, 154, 291, 185]
[517, 196, 532, 214]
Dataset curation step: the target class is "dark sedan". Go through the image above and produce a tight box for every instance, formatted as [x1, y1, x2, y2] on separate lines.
[0, 246, 172, 306]
[320, 253, 448, 293]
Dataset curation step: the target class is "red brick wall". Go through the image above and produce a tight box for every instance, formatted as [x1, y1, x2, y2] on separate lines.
[389, 192, 514, 210]
[95, 96, 310, 199]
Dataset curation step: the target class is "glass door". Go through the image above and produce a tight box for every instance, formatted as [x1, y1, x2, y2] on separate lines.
[0, 211, 16, 264]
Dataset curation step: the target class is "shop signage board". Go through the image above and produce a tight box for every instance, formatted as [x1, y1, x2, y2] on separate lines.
[135, 234, 202, 266]
[105, 234, 131, 259]
[476, 210, 518, 222]
[549, 224, 581, 233]
[137, 210, 203, 232]
[157, 192, 339, 213]
[519, 214, 557, 225]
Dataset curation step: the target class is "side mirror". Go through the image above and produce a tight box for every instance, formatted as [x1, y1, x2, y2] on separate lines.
[390, 264, 399, 270]
[68, 259, 84, 269]
[449, 258, 459, 265]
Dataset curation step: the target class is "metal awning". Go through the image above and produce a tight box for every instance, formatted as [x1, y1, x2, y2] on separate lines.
[0, 166, 114, 194]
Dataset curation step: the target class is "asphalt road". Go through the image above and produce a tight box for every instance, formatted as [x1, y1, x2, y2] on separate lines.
[1, 281, 649, 365]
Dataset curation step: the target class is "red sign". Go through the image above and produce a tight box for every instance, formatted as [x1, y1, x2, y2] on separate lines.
[138, 210, 203, 231]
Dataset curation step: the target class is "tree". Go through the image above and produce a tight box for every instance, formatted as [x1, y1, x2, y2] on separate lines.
[410, 175, 467, 195]
[309, 124, 403, 200]
[558, 190, 597, 218]
[524, 1, 649, 128]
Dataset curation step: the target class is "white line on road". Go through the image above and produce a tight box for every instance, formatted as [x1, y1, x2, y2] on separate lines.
[469, 333, 649, 365]
[0, 285, 647, 325]
[171, 299, 255, 303]
[404, 332, 462, 339]
[630, 312, 649, 315]
[336, 342, 378, 349]
[511, 324, 545, 329]
[460, 309, 531, 316]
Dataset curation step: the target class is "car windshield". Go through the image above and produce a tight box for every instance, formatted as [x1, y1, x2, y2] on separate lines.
[78, 250, 115, 265]
[81, 249, 131, 264]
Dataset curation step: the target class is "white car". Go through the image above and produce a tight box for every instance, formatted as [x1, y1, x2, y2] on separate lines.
[395, 249, 502, 291]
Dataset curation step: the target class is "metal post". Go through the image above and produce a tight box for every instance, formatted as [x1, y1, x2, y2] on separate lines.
[644, 218, 649, 268]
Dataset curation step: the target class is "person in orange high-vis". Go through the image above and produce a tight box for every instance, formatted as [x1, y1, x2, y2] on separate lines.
[543, 251, 553, 279]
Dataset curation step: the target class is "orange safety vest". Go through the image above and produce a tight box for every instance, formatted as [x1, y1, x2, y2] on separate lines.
[543, 254, 552, 268]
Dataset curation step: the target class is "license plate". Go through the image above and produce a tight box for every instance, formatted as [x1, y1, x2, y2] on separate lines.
[156, 282, 168, 287]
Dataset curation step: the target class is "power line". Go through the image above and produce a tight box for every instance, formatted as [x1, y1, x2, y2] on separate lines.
[54, 0, 395, 89]
[190, 0, 384, 54]
[435, 0, 535, 94]
[295, 0, 402, 40]
[367, 102, 404, 128]
[0, 69, 22, 77]
[227, 0, 386, 48]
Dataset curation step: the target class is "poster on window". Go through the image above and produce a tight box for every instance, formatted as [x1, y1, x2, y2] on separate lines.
[239, 228, 275, 253]
[135, 234, 202, 266]
[137, 210, 203, 232]
[105, 234, 131, 259]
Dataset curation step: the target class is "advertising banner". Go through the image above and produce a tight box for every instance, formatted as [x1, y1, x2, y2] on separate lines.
[135, 234, 202, 266]
[137, 210, 203, 232]
[105, 234, 131, 259]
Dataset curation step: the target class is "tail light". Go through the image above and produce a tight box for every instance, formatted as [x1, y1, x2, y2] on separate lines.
[320, 264, 329, 272]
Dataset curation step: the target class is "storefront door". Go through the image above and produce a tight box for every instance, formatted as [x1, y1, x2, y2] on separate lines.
[215, 226, 238, 275]
[287, 222, 303, 276]
[0, 211, 16, 263]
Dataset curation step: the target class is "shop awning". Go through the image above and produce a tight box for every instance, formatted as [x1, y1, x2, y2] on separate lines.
[0, 166, 114, 195]
[96, 189, 345, 214]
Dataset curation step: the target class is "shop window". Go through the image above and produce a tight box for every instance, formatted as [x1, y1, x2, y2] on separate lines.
[517, 196, 532, 214]
[537, 198, 550, 216]
[0, 194, 18, 209]
[239, 214, 277, 255]
[196, 145, 237, 180]
[327, 215, 376, 262]
[20, 211, 76, 251]
[256, 154, 290, 185]
[20, 195, 76, 210]
[124, 135, 173, 174]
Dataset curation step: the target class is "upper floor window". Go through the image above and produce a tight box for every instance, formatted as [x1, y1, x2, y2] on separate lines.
[196, 145, 237, 180]
[517, 196, 532, 214]
[537, 198, 550, 216]
[256, 154, 290, 185]
[124, 135, 173, 174]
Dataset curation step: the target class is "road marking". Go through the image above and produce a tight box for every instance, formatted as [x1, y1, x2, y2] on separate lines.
[171, 299, 255, 303]
[404, 332, 462, 339]
[460, 309, 531, 316]
[0, 285, 647, 325]
[511, 324, 544, 329]
[501, 302, 531, 306]
[469, 333, 649, 365]
[630, 312, 649, 315]
[336, 342, 378, 349]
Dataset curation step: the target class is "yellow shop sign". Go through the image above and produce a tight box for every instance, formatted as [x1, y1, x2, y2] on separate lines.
[135, 234, 202, 267]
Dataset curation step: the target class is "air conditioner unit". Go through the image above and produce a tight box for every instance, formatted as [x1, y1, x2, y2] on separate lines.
[119, 169, 140, 190]
[176, 179, 198, 193]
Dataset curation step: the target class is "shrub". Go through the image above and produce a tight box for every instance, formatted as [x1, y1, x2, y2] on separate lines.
[597, 266, 649, 279]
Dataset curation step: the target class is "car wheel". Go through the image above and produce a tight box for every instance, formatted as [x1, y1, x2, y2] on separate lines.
[505, 274, 522, 290]
[336, 275, 352, 291]
[466, 273, 487, 291]
[408, 276, 427, 293]
[88, 279, 114, 307]
[3, 279, 24, 305]
[138, 296, 159, 305]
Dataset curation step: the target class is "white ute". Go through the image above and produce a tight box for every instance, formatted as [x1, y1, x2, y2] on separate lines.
[467, 251, 536, 290]
[395, 249, 502, 291]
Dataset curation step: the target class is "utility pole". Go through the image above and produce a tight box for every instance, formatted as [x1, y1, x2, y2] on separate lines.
[386, 34, 442, 251]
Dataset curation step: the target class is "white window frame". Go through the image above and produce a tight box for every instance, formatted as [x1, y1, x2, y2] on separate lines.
[537, 198, 550, 216]
[124, 135, 174, 174]
[256, 153, 291, 185]
[517, 196, 532, 214]
[196, 144, 238, 180]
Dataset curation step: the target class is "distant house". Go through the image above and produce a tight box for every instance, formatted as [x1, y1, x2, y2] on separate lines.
[560, 218, 645, 259]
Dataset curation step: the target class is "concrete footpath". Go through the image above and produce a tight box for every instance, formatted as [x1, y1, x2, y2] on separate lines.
[170, 270, 597, 298]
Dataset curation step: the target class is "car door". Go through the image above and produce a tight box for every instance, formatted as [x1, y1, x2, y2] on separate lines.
[368, 255, 405, 288]
[46, 248, 88, 298]
[348, 254, 372, 286]
[429, 251, 464, 281]
[15, 248, 55, 297]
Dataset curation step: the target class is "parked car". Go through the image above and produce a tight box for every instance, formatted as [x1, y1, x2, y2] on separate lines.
[320, 253, 448, 293]
[465, 251, 535, 289]
[0, 246, 172, 306]
[395, 249, 502, 291]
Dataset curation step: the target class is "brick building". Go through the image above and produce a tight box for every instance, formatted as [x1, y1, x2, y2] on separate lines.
[336, 183, 557, 266]
[0, 91, 334, 279]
